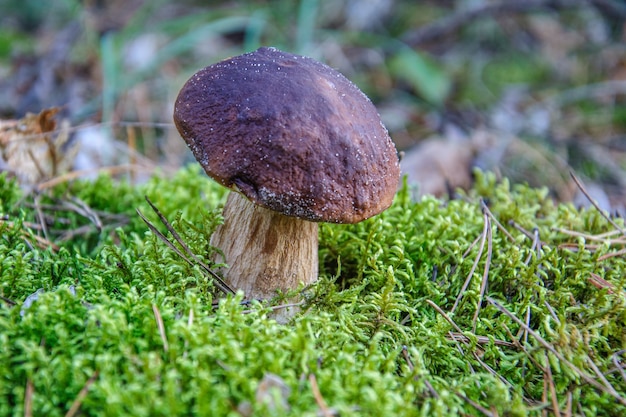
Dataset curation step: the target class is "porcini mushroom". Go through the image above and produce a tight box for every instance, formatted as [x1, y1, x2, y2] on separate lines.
[173, 47, 400, 317]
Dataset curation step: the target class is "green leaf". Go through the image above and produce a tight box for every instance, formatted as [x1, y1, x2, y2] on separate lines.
[390, 48, 451, 106]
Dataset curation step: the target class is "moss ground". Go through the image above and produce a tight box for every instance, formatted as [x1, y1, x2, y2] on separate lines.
[1, 166, 625, 416]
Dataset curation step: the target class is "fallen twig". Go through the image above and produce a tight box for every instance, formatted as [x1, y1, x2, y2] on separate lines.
[472, 207, 493, 332]
[65, 371, 99, 417]
[481, 199, 515, 243]
[401, 346, 440, 398]
[570, 172, 626, 237]
[136, 197, 234, 295]
[24, 378, 34, 417]
[152, 304, 169, 353]
[309, 374, 332, 417]
[543, 352, 561, 417]
[487, 296, 626, 406]
[452, 208, 489, 314]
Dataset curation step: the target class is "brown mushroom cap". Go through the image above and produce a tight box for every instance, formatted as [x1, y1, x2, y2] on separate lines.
[174, 47, 400, 224]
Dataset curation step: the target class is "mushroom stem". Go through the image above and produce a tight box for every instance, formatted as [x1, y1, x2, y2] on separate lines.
[210, 191, 318, 306]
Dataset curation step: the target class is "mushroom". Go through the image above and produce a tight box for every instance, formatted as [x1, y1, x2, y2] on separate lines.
[173, 47, 400, 317]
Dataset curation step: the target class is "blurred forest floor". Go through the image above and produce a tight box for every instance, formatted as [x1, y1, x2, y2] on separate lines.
[1, 0, 626, 213]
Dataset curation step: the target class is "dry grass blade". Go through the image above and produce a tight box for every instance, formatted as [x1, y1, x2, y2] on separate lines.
[455, 392, 495, 417]
[0, 217, 60, 251]
[426, 299, 466, 335]
[309, 373, 332, 417]
[65, 370, 99, 417]
[587, 272, 621, 295]
[451, 208, 489, 314]
[472, 211, 492, 332]
[143, 196, 235, 294]
[564, 391, 573, 417]
[33, 194, 50, 242]
[597, 248, 626, 261]
[524, 228, 541, 265]
[543, 300, 561, 325]
[426, 300, 512, 388]
[0, 295, 16, 306]
[481, 199, 515, 242]
[570, 172, 626, 237]
[24, 378, 34, 417]
[401, 346, 439, 398]
[487, 297, 626, 406]
[152, 304, 169, 353]
[610, 350, 626, 382]
[136, 198, 234, 295]
[586, 355, 620, 399]
[543, 352, 561, 417]
[64, 197, 103, 232]
[447, 332, 516, 349]
[553, 228, 624, 242]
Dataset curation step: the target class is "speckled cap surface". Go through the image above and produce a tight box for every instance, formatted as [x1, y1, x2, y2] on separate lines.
[174, 47, 400, 224]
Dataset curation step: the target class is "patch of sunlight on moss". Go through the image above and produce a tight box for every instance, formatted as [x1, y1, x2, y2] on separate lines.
[1, 168, 625, 416]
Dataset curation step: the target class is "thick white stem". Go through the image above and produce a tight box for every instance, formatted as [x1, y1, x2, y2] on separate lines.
[210, 191, 318, 304]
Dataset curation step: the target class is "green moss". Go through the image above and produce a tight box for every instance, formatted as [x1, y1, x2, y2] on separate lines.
[0, 167, 625, 416]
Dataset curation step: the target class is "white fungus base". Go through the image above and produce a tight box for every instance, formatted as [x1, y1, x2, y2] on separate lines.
[210, 191, 318, 321]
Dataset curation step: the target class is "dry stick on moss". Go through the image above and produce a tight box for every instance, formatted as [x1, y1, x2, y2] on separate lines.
[24, 378, 34, 417]
[586, 355, 621, 398]
[565, 391, 574, 417]
[472, 212, 493, 333]
[33, 194, 50, 243]
[308, 374, 332, 417]
[424, 303, 502, 417]
[509, 221, 541, 243]
[0, 295, 16, 306]
[142, 196, 233, 294]
[451, 209, 489, 314]
[447, 332, 516, 349]
[598, 248, 626, 261]
[611, 350, 626, 382]
[137, 197, 234, 295]
[426, 300, 513, 388]
[152, 304, 169, 353]
[0, 218, 60, 251]
[426, 300, 475, 373]
[553, 228, 625, 242]
[480, 199, 515, 243]
[543, 300, 561, 324]
[543, 351, 562, 417]
[455, 392, 495, 417]
[65, 371, 99, 417]
[587, 272, 624, 296]
[401, 346, 440, 399]
[516, 226, 544, 346]
[501, 323, 545, 370]
[571, 172, 626, 236]
[66, 197, 103, 232]
[450, 232, 483, 281]
[500, 323, 557, 408]
[487, 297, 626, 406]
[523, 228, 541, 265]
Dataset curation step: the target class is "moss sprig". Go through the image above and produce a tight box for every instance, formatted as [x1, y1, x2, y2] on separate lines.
[1, 168, 625, 415]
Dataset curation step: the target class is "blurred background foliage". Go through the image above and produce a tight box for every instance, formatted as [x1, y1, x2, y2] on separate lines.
[0, 0, 625, 210]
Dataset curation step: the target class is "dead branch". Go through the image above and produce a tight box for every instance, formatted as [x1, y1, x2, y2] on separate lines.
[402, 0, 626, 47]
[137, 197, 234, 295]
[488, 296, 626, 406]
